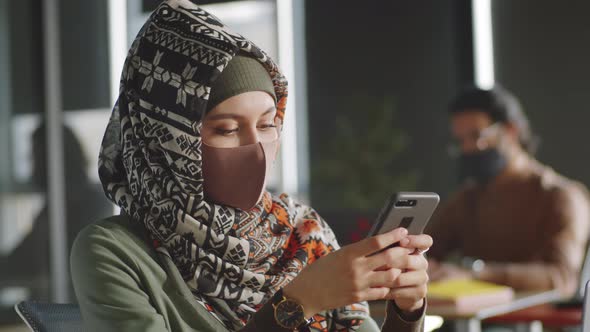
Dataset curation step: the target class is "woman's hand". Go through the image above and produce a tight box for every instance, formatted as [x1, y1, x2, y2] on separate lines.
[283, 228, 415, 317]
[384, 234, 433, 313]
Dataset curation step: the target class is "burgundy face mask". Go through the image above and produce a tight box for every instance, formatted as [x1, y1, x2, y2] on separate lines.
[202, 140, 279, 210]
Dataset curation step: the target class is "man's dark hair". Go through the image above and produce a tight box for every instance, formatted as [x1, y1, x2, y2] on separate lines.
[449, 84, 538, 154]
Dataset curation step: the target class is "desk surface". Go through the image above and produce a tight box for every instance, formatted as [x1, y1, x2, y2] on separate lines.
[485, 303, 582, 327]
[426, 290, 563, 320]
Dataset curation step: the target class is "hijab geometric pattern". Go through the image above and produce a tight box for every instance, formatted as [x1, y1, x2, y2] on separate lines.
[97, 0, 369, 330]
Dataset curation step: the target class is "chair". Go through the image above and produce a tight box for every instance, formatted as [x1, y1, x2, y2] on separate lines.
[14, 301, 82, 332]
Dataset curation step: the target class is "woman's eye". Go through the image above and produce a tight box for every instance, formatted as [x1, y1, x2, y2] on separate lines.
[258, 124, 277, 130]
[215, 128, 238, 136]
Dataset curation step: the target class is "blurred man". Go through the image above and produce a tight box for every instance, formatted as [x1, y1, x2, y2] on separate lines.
[0, 123, 112, 300]
[426, 85, 590, 297]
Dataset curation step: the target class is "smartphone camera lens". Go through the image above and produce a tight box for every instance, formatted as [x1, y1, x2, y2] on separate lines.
[395, 199, 417, 207]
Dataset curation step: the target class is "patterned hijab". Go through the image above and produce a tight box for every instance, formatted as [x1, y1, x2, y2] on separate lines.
[98, 0, 369, 330]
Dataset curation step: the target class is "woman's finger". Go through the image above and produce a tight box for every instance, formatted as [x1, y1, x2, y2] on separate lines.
[372, 251, 427, 271]
[363, 287, 391, 302]
[352, 228, 408, 257]
[387, 285, 428, 303]
[367, 268, 402, 288]
[403, 254, 429, 271]
[364, 246, 412, 271]
[393, 270, 429, 288]
[399, 234, 433, 251]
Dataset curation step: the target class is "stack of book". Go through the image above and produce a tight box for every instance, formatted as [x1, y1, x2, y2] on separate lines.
[428, 279, 515, 313]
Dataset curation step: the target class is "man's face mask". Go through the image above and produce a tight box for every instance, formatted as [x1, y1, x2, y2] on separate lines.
[452, 122, 509, 184]
[458, 148, 508, 184]
[202, 139, 279, 210]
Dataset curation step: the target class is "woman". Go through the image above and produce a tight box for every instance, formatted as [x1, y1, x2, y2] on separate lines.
[71, 1, 432, 331]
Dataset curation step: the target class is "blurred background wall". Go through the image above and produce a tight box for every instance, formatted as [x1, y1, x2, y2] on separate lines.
[305, 0, 590, 243]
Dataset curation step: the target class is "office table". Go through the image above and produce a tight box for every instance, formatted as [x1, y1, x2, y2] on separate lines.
[426, 290, 563, 332]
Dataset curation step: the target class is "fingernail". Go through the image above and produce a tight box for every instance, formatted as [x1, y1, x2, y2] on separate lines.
[401, 238, 410, 246]
[400, 228, 408, 236]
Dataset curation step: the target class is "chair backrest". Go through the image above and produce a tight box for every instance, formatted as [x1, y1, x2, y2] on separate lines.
[14, 301, 82, 332]
[577, 239, 590, 300]
[582, 281, 590, 332]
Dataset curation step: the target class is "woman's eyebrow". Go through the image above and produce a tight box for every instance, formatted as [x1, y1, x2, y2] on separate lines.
[206, 106, 276, 121]
[260, 106, 277, 117]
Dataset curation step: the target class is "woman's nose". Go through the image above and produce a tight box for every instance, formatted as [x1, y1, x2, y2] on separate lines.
[240, 125, 259, 146]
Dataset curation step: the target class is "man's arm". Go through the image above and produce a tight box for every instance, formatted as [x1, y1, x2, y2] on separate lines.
[477, 185, 590, 296]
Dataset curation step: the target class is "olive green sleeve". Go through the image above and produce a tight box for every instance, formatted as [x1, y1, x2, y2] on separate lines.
[381, 300, 425, 332]
[70, 224, 170, 332]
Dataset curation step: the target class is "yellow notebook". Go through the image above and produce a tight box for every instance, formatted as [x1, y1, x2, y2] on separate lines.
[428, 279, 514, 313]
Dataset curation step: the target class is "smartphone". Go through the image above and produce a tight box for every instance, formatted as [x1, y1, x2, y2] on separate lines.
[367, 192, 440, 250]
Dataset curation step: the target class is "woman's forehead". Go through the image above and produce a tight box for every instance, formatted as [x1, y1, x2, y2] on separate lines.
[205, 91, 277, 120]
